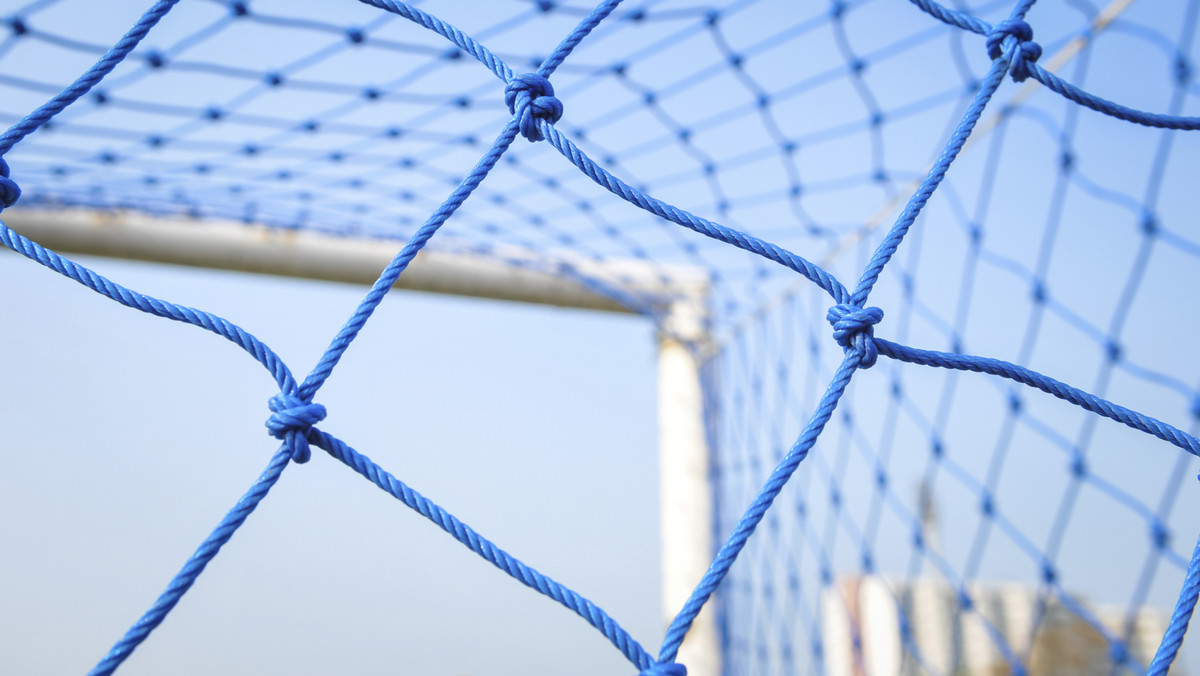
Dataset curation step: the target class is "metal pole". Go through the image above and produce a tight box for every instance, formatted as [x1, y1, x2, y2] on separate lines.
[1, 207, 684, 314]
[659, 288, 720, 676]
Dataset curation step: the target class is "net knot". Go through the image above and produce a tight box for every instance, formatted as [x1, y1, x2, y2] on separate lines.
[504, 73, 563, 142]
[265, 393, 326, 463]
[638, 662, 686, 676]
[827, 303, 884, 369]
[0, 158, 21, 209]
[986, 19, 1041, 82]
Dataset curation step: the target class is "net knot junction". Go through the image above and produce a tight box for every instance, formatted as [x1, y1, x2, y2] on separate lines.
[986, 19, 1042, 82]
[827, 303, 884, 368]
[265, 393, 327, 463]
[505, 72, 563, 142]
[0, 158, 21, 208]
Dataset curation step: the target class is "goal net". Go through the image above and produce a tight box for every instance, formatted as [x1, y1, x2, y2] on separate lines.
[0, 1, 1198, 675]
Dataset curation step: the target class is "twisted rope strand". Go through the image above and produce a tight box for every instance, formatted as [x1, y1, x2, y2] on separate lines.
[537, 0, 625, 78]
[849, 49, 1010, 307]
[1147, 529, 1200, 675]
[309, 428, 656, 671]
[88, 448, 295, 676]
[0, 1, 1194, 673]
[296, 121, 520, 402]
[874, 339, 1200, 457]
[1028, 63, 1200, 130]
[357, 0, 515, 82]
[0, 221, 298, 394]
[906, 0, 990, 35]
[908, 0, 1200, 129]
[540, 123, 851, 304]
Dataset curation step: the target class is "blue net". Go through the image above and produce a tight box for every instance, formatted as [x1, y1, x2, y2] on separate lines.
[1, 0, 1199, 674]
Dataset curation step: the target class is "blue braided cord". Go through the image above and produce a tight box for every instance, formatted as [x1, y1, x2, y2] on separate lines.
[658, 352, 863, 664]
[849, 53, 1009, 307]
[357, 0, 619, 146]
[306, 427, 656, 671]
[356, 0, 515, 83]
[88, 447, 295, 676]
[0, 204, 330, 662]
[0, 1, 1196, 672]
[504, 0, 623, 141]
[907, 0, 1036, 35]
[0, 220, 298, 394]
[0, 0, 180, 155]
[293, 0, 636, 400]
[878, 324, 1200, 672]
[910, 0, 1200, 129]
[920, 386, 1186, 585]
[296, 120, 520, 402]
[905, 0, 991, 35]
[1148, 529, 1200, 675]
[1008, 0, 1038, 23]
[538, 123, 851, 304]
[1026, 63, 1200, 130]
[874, 339, 1200, 458]
[537, 0, 625, 78]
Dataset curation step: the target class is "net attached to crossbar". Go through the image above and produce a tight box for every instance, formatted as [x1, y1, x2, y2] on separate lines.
[1, 1, 1199, 675]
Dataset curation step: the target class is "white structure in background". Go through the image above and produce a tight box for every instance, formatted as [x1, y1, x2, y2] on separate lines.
[821, 575, 1172, 676]
[822, 482, 1173, 676]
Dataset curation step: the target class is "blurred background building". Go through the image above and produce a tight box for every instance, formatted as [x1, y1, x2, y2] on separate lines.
[821, 574, 1172, 676]
[821, 484, 1176, 676]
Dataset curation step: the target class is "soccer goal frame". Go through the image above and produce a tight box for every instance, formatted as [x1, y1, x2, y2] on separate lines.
[3, 206, 723, 676]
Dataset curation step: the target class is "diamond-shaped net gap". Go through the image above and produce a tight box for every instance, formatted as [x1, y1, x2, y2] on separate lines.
[0, 0, 1198, 675]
